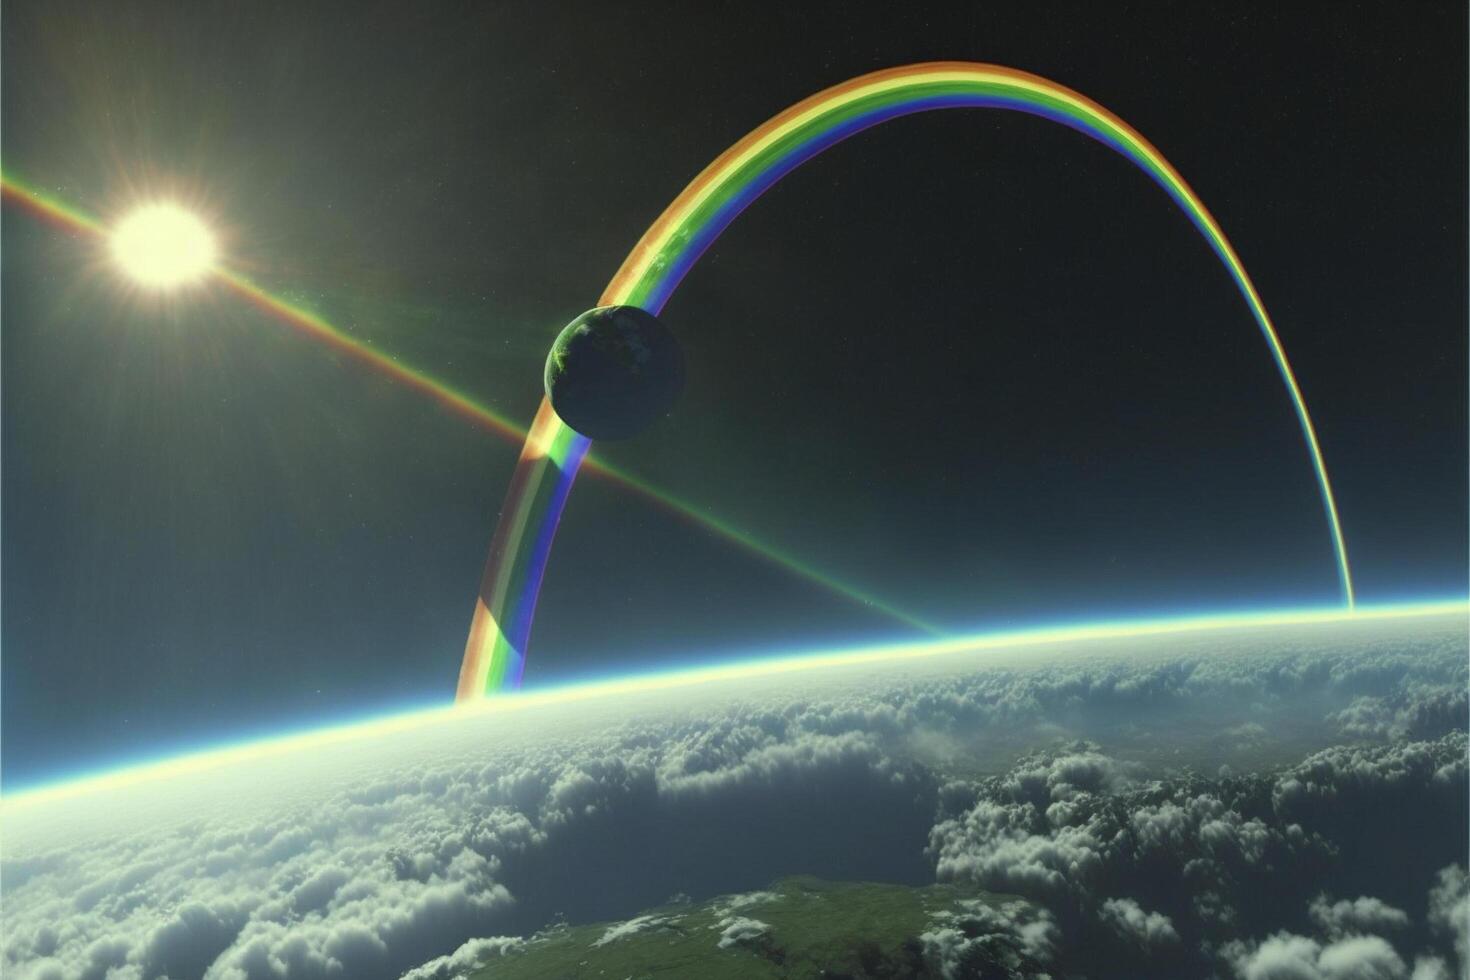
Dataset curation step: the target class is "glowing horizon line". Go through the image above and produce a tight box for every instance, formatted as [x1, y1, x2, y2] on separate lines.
[5, 597, 1465, 811]
[0, 173, 940, 635]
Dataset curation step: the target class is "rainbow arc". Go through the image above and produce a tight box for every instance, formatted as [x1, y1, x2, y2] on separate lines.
[456, 62, 1356, 699]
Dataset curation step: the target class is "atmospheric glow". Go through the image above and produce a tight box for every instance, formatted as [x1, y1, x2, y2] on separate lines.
[6, 598, 1464, 811]
[111, 203, 216, 287]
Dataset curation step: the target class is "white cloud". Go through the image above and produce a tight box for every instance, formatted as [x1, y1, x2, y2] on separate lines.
[931, 731, 1467, 976]
[1231, 933, 1408, 980]
[1316, 936, 1408, 980]
[714, 916, 769, 949]
[1426, 865, 1468, 975]
[1099, 897, 1179, 947]
[1408, 955, 1452, 980]
[591, 914, 678, 948]
[1308, 896, 1409, 939]
[714, 890, 780, 914]
[396, 936, 521, 980]
[1235, 932, 1325, 980]
[919, 899, 1057, 978]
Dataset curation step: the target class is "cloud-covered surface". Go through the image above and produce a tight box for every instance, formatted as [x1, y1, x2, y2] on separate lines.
[2, 616, 1465, 979]
[930, 732, 1466, 977]
[919, 897, 1057, 978]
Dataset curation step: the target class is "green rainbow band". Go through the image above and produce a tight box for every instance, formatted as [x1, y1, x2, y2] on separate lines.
[458, 62, 1355, 699]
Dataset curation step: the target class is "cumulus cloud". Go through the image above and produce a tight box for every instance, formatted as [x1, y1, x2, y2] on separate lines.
[1309, 896, 1409, 939]
[714, 889, 780, 914]
[1219, 867, 1467, 980]
[1426, 865, 1468, 974]
[919, 899, 1056, 979]
[591, 914, 679, 948]
[396, 937, 520, 980]
[1409, 956, 1453, 980]
[1316, 936, 1409, 980]
[1330, 688, 1468, 743]
[1231, 932, 1407, 980]
[1100, 897, 1180, 947]
[930, 732, 1468, 977]
[1233, 932, 1326, 979]
[714, 916, 770, 949]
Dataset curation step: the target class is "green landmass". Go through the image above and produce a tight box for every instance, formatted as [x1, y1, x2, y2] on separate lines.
[463, 876, 1031, 979]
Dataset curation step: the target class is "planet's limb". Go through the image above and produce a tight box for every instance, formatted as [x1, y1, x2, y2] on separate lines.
[544, 306, 686, 441]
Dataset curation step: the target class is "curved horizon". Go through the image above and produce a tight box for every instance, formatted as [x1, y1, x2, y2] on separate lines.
[10, 596, 1464, 810]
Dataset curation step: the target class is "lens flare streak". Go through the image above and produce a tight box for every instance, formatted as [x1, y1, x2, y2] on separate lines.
[0, 173, 935, 639]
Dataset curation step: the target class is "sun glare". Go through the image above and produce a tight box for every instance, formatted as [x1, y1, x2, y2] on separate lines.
[111, 203, 217, 288]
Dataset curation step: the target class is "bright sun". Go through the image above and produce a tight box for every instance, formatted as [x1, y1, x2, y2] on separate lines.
[111, 204, 217, 288]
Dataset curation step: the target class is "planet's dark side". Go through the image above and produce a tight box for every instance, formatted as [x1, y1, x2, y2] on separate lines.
[544, 306, 685, 441]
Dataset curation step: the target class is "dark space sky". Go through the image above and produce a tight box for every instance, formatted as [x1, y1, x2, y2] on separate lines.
[2, 1, 1465, 789]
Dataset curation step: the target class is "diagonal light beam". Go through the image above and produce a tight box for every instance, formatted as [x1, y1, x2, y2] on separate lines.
[1, 173, 943, 635]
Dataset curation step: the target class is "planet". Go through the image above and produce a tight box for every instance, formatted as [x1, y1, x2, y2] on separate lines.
[2, 606, 1466, 980]
[544, 306, 685, 441]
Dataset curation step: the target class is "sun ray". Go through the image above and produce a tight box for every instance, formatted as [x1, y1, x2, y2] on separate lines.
[0, 173, 940, 638]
